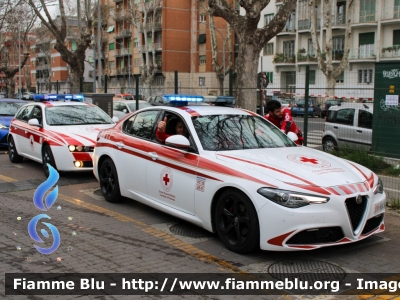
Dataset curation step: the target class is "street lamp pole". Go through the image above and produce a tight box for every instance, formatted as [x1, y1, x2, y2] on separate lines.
[18, 22, 21, 95]
[97, 0, 101, 90]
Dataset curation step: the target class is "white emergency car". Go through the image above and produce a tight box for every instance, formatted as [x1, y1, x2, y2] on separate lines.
[92, 94, 386, 254]
[8, 94, 117, 176]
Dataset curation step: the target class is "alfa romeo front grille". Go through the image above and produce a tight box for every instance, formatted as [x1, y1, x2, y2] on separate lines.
[345, 196, 368, 233]
[361, 214, 383, 235]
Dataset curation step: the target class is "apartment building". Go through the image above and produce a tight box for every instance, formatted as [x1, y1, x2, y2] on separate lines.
[258, 0, 400, 100]
[99, 0, 236, 96]
[30, 16, 94, 94]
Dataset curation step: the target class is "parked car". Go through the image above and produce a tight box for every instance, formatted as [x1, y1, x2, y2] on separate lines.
[321, 99, 344, 118]
[22, 92, 35, 100]
[113, 100, 152, 119]
[322, 103, 373, 152]
[0, 99, 27, 147]
[92, 94, 385, 254]
[291, 98, 321, 117]
[113, 93, 134, 101]
[8, 94, 118, 176]
[0, 92, 8, 98]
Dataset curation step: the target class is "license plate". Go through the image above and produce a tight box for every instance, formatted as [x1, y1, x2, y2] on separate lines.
[374, 201, 385, 214]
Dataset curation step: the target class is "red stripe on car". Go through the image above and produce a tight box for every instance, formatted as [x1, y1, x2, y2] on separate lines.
[284, 182, 331, 195]
[326, 187, 340, 195]
[72, 152, 92, 161]
[56, 132, 85, 146]
[357, 183, 366, 192]
[75, 134, 96, 145]
[267, 230, 296, 246]
[178, 107, 201, 116]
[338, 185, 353, 195]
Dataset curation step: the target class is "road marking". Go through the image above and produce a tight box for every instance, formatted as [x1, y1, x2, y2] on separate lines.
[0, 174, 17, 182]
[58, 193, 246, 274]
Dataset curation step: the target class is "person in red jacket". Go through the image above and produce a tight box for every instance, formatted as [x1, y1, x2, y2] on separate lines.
[156, 116, 189, 143]
[264, 100, 304, 145]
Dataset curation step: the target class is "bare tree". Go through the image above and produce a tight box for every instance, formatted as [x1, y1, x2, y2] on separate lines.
[0, 1, 35, 98]
[200, 0, 233, 96]
[208, 0, 297, 111]
[127, 0, 162, 95]
[26, 0, 95, 93]
[309, 0, 358, 97]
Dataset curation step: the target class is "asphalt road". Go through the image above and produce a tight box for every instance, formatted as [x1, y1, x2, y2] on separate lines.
[1, 151, 400, 299]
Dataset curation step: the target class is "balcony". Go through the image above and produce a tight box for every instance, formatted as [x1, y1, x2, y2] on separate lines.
[115, 67, 130, 75]
[297, 19, 321, 31]
[36, 52, 47, 58]
[273, 53, 296, 64]
[349, 46, 376, 60]
[36, 64, 50, 70]
[113, 10, 130, 21]
[115, 48, 133, 56]
[380, 45, 400, 59]
[296, 53, 318, 64]
[138, 22, 162, 32]
[115, 29, 132, 39]
[277, 21, 296, 35]
[138, 1, 162, 12]
[88, 70, 94, 77]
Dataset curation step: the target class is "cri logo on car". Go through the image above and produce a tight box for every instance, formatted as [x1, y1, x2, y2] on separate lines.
[160, 167, 173, 192]
[287, 154, 331, 168]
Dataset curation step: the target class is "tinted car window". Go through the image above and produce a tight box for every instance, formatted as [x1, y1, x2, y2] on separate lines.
[15, 105, 34, 122]
[326, 110, 336, 122]
[192, 115, 295, 151]
[123, 110, 158, 139]
[358, 110, 373, 129]
[335, 109, 355, 125]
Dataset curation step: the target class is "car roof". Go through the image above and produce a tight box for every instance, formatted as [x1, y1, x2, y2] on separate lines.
[26, 101, 90, 106]
[140, 105, 251, 117]
[329, 102, 373, 112]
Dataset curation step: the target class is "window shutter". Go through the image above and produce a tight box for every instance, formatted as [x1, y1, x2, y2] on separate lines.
[198, 34, 206, 44]
[359, 32, 374, 45]
[393, 30, 400, 45]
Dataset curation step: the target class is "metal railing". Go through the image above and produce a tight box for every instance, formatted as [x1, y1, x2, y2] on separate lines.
[115, 48, 133, 56]
[349, 46, 375, 59]
[381, 45, 400, 58]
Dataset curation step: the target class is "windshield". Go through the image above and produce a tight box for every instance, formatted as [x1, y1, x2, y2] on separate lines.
[192, 115, 296, 151]
[127, 102, 151, 110]
[0, 102, 25, 116]
[45, 105, 114, 125]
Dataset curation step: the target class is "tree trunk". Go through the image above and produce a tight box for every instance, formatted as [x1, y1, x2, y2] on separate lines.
[235, 42, 260, 112]
[326, 76, 336, 97]
[7, 78, 16, 98]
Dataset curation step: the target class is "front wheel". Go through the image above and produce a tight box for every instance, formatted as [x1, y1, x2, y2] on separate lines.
[99, 158, 121, 203]
[323, 137, 338, 153]
[214, 189, 259, 254]
[42, 145, 57, 177]
[8, 136, 23, 163]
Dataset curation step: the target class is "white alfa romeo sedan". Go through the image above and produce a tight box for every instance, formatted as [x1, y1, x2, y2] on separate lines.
[8, 94, 117, 176]
[92, 95, 385, 254]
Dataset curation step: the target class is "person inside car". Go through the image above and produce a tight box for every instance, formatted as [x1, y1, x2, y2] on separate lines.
[264, 100, 304, 145]
[156, 116, 189, 143]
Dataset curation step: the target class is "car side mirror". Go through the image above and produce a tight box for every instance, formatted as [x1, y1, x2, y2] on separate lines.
[112, 116, 119, 123]
[165, 135, 191, 149]
[28, 118, 41, 127]
[287, 131, 298, 142]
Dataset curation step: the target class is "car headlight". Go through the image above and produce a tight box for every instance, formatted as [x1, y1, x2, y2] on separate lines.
[373, 177, 384, 195]
[68, 145, 93, 152]
[0, 123, 8, 129]
[257, 188, 330, 208]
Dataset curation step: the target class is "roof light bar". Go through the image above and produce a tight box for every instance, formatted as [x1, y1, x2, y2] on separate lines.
[34, 94, 85, 102]
[163, 94, 204, 106]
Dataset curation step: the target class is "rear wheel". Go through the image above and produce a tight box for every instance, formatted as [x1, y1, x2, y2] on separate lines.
[8, 136, 23, 163]
[99, 158, 121, 203]
[214, 189, 259, 254]
[42, 145, 57, 177]
[323, 136, 338, 153]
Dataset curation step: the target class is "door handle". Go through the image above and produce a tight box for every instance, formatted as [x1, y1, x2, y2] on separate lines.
[116, 142, 125, 149]
[333, 126, 338, 129]
[356, 130, 362, 133]
[148, 152, 158, 160]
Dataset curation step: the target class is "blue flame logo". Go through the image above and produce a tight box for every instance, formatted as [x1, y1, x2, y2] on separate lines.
[28, 164, 60, 254]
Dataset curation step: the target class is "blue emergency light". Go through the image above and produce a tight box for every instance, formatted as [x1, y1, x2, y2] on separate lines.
[163, 94, 204, 106]
[34, 94, 85, 102]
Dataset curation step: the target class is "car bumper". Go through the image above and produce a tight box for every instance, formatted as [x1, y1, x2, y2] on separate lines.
[52, 146, 94, 171]
[0, 129, 9, 147]
[258, 189, 386, 251]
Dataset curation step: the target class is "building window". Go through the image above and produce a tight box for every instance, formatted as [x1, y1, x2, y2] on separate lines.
[263, 43, 274, 55]
[199, 77, 205, 86]
[309, 70, 316, 84]
[134, 38, 139, 47]
[199, 55, 206, 65]
[71, 41, 77, 51]
[266, 72, 273, 84]
[52, 71, 55, 78]
[155, 76, 164, 86]
[360, 0, 376, 22]
[198, 34, 206, 44]
[359, 32, 374, 58]
[336, 72, 344, 83]
[109, 61, 115, 69]
[200, 14, 206, 22]
[358, 69, 373, 84]
[109, 43, 114, 50]
[393, 29, 400, 45]
[264, 14, 274, 25]
[52, 57, 55, 64]
[308, 39, 316, 56]
[134, 58, 141, 66]
[283, 40, 295, 58]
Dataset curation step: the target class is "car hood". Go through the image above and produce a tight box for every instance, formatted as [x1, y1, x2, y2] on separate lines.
[48, 124, 115, 146]
[0, 116, 13, 127]
[215, 146, 373, 190]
